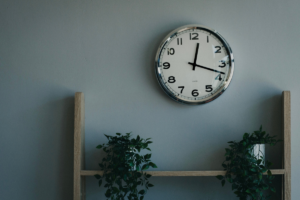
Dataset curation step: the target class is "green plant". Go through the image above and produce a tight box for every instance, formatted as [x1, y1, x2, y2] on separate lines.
[216, 126, 281, 200]
[94, 133, 157, 200]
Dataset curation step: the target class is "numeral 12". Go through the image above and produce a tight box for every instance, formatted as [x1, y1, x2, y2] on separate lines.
[190, 33, 199, 40]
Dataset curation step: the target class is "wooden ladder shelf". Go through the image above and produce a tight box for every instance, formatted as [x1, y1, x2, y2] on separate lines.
[73, 91, 291, 200]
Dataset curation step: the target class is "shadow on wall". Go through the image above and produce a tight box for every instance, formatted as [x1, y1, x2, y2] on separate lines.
[32, 95, 74, 199]
[263, 94, 283, 169]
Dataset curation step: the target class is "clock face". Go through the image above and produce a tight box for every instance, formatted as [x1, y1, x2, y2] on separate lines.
[155, 24, 234, 105]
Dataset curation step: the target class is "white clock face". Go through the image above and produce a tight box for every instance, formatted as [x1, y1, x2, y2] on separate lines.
[155, 25, 234, 105]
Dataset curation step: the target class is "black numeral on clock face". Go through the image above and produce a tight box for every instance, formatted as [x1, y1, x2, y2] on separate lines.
[190, 33, 199, 40]
[219, 60, 226, 68]
[192, 89, 199, 97]
[178, 86, 184, 93]
[207, 36, 209, 43]
[177, 38, 182, 45]
[206, 85, 213, 92]
[168, 76, 176, 83]
[167, 48, 175, 55]
[215, 74, 222, 81]
[215, 46, 221, 53]
[163, 62, 170, 69]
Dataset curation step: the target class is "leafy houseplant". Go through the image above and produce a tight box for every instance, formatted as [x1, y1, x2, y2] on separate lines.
[216, 126, 281, 200]
[94, 133, 157, 200]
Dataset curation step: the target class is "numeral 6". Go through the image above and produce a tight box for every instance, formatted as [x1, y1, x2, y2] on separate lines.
[192, 90, 199, 97]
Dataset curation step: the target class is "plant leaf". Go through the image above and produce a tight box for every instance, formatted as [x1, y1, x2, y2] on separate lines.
[148, 183, 154, 187]
[221, 180, 225, 186]
[94, 174, 101, 179]
[142, 164, 149, 170]
[149, 162, 157, 168]
[270, 186, 276, 193]
[232, 183, 237, 190]
[138, 190, 145, 195]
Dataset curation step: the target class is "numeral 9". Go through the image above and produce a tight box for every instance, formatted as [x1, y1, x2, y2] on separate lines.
[163, 62, 170, 69]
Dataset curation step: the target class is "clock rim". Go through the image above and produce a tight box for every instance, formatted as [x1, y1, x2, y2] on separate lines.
[154, 24, 234, 105]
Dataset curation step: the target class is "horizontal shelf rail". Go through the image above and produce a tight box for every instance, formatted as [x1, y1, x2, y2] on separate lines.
[81, 169, 285, 177]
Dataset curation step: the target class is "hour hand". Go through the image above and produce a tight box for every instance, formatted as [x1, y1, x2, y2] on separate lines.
[188, 62, 225, 75]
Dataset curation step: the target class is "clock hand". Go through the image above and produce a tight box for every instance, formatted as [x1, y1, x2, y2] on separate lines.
[188, 62, 225, 75]
[192, 43, 199, 71]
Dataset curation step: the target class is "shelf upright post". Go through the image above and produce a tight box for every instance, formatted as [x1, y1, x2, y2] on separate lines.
[283, 91, 291, 200]
[74, 92, 86, 200]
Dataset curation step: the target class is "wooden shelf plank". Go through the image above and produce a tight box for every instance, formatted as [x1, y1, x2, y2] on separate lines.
[81, 169, 285, 177]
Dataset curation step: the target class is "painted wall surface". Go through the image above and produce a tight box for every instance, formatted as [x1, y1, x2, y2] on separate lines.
[0, 0, 299, 199]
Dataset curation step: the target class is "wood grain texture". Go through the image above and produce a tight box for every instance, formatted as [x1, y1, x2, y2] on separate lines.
[283, 91, 291, 200]
[80, 169, 285, 177]
[74, 93, 85, 200]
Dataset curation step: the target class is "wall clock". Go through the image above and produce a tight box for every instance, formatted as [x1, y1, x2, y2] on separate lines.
[155, 24, 234, 105]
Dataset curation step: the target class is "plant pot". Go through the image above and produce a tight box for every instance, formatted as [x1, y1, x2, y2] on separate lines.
[252, 144, 265, 165]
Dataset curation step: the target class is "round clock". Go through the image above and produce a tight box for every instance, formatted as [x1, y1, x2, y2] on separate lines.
[155, 24, 234, 105]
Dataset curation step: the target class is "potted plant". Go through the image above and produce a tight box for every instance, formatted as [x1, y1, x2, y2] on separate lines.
[94, 132, 157, 200]
[216, 126, 281, 200]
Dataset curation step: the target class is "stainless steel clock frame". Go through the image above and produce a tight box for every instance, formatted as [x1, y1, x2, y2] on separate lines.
[154, 24, 234, 105]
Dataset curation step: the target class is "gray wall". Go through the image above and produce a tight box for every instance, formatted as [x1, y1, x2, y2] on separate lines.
[0, 0, 299, 199]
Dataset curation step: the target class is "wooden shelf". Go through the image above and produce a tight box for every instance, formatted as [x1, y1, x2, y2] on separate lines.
[81, 169, 285, 177]
[73, 91, 291, 200]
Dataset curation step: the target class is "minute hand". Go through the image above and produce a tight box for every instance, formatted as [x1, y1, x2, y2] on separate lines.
[188, 62, 225, 74]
